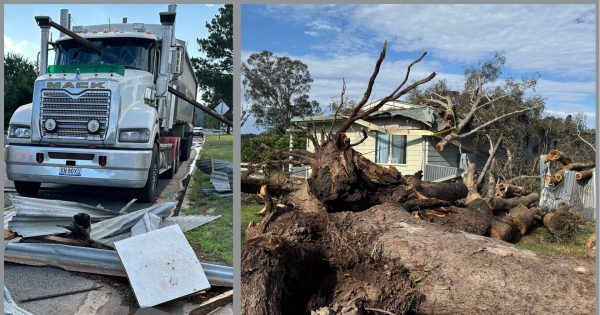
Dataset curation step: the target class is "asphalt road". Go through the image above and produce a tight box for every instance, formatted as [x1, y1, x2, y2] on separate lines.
[4, 136, 204, 315]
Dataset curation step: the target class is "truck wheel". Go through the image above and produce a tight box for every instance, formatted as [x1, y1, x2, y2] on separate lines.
[14, 181, 41, 196]
[134, 144, 159, 203]
[180, 136, 191, 161]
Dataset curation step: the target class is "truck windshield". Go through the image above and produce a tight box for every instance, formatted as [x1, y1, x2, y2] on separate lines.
[54, 37, 156, 73]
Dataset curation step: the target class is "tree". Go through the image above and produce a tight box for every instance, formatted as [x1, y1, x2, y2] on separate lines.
[191, 4, 233, 133]
[4, 53, 37, 128]
[242, 51, 321, 134]
[406, 53, 545, 197]
[240, 44, 594, 315]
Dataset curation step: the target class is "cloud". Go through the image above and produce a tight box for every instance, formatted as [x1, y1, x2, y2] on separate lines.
[205, 4, 214, 7]
[4, 35, 28, 54]
[259, 4, 596, 79]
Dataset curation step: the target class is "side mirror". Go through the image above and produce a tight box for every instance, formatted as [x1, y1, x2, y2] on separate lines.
[170, 45, 185, 76]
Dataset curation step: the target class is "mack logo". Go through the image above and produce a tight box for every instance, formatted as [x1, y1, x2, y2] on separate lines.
[46, 82, 105, 89]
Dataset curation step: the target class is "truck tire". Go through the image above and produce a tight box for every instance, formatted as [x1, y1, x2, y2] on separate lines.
[180, 136, 192, 161]
[14, 181, 41, 196]
[134, 144, 159, 203]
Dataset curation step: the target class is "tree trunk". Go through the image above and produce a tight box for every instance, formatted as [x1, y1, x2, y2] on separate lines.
[242, 204, 595, 315]
[508, 204, 536, 235]
[461, 163, 481, 203]
[546, 150, 572, 165]
[488, 193, 539, 212]
[489, 215, 516, 242]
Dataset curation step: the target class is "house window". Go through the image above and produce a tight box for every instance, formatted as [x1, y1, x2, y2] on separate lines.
[376, 131, 407, 164]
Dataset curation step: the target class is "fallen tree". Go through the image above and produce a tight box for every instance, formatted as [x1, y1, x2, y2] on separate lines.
[240, 44, 595, 315]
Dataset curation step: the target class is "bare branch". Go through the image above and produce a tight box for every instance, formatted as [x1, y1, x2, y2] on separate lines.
[260, 143, 315, 162]
[350, 128, 368, 147]
[476, 134, 503, 186]
[577, 124, 596, 153]
[328, 79, 346, 139]
[458, 105, 539, 139]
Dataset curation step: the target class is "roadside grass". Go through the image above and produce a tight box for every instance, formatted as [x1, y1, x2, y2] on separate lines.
[181, 135, 233, 264]
[514, 221, 596, 257]
[241, 204, 265, 244]
[200, 134, 233, 161]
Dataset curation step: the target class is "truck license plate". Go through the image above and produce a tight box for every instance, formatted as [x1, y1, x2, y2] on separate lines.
[59, 167, 81, 176]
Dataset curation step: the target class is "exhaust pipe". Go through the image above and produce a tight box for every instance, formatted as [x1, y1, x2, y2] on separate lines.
[34, 16, 52, 75]
[156, 11, 176, 128]
[59, 9, 69, 37]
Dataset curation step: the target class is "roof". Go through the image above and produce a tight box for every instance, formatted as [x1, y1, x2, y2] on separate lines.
[292, 103, 452, 133]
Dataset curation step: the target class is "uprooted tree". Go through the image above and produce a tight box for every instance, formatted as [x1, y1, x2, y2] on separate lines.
[241, 43, 595, 315]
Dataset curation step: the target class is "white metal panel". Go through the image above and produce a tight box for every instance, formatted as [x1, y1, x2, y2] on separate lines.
[114, 225, 210, 307]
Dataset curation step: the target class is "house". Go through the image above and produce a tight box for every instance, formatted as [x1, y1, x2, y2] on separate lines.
[291, 100, 491, 181]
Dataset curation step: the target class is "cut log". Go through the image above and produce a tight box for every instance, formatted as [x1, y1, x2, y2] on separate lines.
[543, 213, 556, 233]
[488, 193, 539, 212]
[555, 162, 595, 182]
[403, 199, 450, 212]
[545, 176, 559, 185]
[575, 169, 594, 180]
[497, 183, 530, 198]
[417, 200, 492, 236]
[508, 204, 536, 235]
[489, 215, 516, 242]
[586, 233, 596, 250]
[546, 150, 572, 165]
[407, 177, 468, 203]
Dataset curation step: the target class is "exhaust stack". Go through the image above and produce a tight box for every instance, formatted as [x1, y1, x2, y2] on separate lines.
[34, 16, 51, 75]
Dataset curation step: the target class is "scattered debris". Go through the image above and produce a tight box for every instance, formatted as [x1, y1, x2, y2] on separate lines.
[4, 195, 232, 311]
[131, 212, 161, 237]
[201, 188, 233, 197]
[18, 286, 102, 303]
[189, 290, 233, 315]
[8, 195, 119, 237]
[198, 158, 233, 193]
[114, 225, 211, 308]
[4, 286, 33, 315]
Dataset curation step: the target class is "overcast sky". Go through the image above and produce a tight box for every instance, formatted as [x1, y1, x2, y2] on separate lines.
[241, 4, 596, 134]
[4, 4, 223, 101]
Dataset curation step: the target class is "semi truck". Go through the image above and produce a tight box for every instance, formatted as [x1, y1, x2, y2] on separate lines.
[5, 5, 200, 202]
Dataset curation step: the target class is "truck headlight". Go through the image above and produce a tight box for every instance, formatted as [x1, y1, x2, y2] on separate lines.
[8, 126, 31, 138]
[119, 129, 150, 143]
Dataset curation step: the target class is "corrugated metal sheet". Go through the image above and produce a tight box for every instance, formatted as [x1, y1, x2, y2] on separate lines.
[4, 286, 34, 315]
[131, 212, 161, 237]
[424, 164, 465, 182]
[98, 215, 220, 245]
[201, 188, 233, 197]
[4, 243, 232, 287]
[539, 169, 596, 221]
[197, 159, 234, 175]
[369, 107, 452, 133]
[210, 171, 232, 192]
[90, 202, 177, 240]
[8, 196, 120, 237]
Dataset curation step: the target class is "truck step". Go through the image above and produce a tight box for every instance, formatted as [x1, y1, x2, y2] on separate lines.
[158, 166, 170, 175]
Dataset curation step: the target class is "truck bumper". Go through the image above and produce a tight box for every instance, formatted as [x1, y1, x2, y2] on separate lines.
[5, 145, 152, 188]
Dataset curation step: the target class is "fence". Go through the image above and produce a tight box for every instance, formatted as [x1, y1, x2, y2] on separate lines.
[539, 159, 596, 221]
[424, 164, 465, 182]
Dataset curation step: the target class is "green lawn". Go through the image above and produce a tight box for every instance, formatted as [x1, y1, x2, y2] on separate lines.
[241, 204, 265, 244]
[181, 135, 233, 263]
[514, 221, 595, 257]
[200, 134, 233, 162]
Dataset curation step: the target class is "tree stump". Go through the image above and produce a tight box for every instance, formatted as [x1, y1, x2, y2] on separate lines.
[508, 204, 536, 235]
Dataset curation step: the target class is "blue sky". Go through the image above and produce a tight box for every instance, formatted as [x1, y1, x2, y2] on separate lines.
[241, 4, 596, 134]
[4, 4, 223, 101]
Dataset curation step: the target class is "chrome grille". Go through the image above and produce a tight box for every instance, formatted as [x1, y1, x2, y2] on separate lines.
[40, 89, 110, 139]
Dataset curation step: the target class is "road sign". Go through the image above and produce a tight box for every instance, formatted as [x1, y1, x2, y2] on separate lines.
[214, 102, 230, 115]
